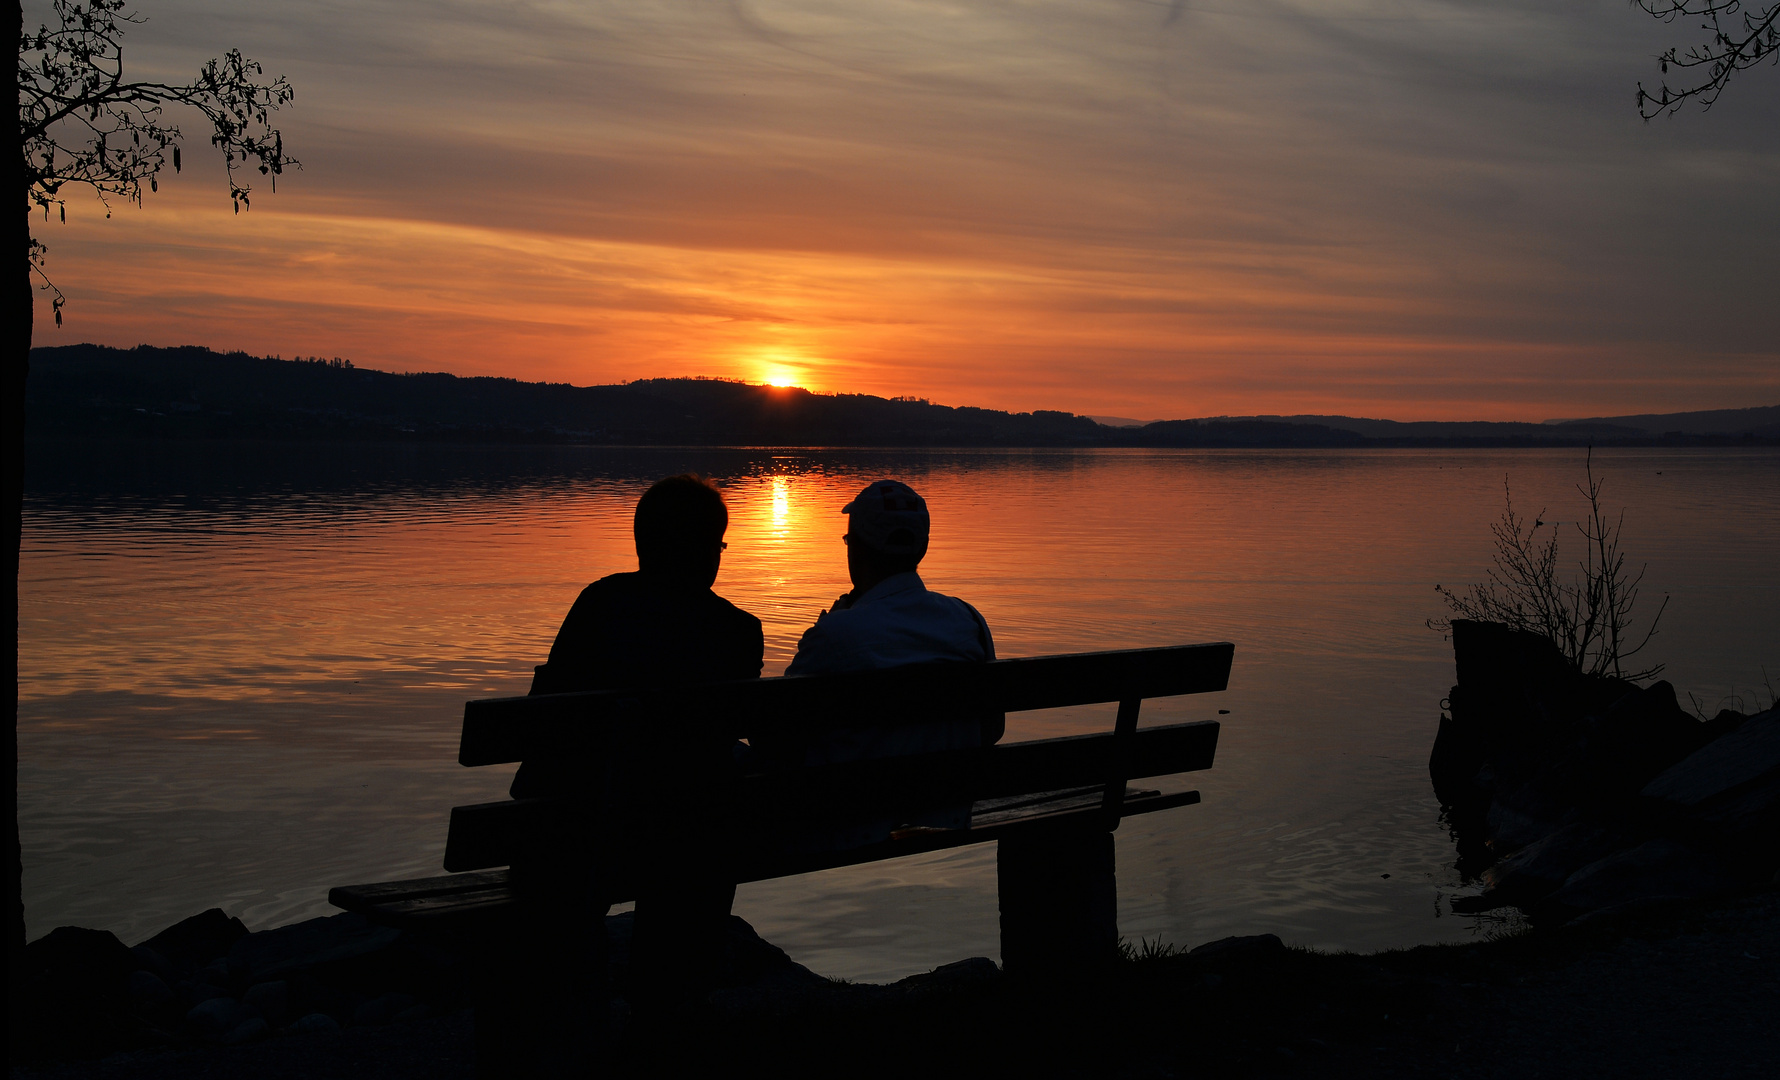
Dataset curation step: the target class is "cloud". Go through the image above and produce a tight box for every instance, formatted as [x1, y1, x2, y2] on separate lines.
[27, 0, 1780, 419]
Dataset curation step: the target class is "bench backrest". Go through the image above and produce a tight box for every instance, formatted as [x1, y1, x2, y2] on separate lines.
[459, 642, 1234, 766]
[443, 643, 1233, 877]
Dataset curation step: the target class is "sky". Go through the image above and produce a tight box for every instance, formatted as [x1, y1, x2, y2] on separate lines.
[25, 0, 1780, 420]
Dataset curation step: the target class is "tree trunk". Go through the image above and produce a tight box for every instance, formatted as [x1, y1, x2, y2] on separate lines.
[9, 0, 35, 1059]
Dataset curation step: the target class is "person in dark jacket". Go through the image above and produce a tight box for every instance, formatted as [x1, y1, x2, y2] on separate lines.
[511, 473, 763, 1020]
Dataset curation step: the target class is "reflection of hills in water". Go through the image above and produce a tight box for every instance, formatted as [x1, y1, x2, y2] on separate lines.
[29, 344, 1780, 448]
[24, 442, 1119, 511]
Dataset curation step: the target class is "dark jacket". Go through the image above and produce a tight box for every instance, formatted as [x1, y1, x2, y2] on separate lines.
[511, 571, 763, 799]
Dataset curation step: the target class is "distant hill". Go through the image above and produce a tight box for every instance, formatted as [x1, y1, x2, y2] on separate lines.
[1214, 406, 1780, 441]
[1542, 406, 1780, 437]
[25, 344, 1780, 448]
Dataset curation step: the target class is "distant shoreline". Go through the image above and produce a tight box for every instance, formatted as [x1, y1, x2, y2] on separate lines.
[25, 433, 1780, 451]
[28, 344, 1780, 450]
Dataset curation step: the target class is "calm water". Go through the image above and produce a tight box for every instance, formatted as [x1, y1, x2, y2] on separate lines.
[19, 443, 1779, 982]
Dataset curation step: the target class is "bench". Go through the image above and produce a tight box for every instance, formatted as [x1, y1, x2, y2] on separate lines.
[330, 642, 1231, 1065]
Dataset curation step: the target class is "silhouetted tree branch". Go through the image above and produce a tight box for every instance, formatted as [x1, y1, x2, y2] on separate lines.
[1635, 0, 1780, 116]
[9, 0, 296, 1020]
[21, 0, 297, 322]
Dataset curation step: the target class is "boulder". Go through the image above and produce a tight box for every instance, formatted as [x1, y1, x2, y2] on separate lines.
[1429, 698, 1488, 811]
[125, 969, 181, 1029]
[15, 926, 144, 1060]
[1643, 709, 1779, 808]
[1643, 709, 1780, 863]
[177, 981, 232, 1009]
[1539, 838, 1737, 920]
[226, 911, 401, 987]
[1450, 620, 1573, 703]
[1484, 798, 1572, 855]
[1569, 681, 1710, 798]
[351, 992, 418, 1027]
[894, 956, 1000, 993]
[1480, 822, 1624, 906]
[718, 914, 800, 986]
[220, 1017, 270, 1046]
[185, 996, 258, 1043]
[136, 909, 248, 976]
[25, 926, 140, 996]
[243, 979, 292, 1028]
[290, 1012, 343, 1035]
[1185, 934, 1285, 964]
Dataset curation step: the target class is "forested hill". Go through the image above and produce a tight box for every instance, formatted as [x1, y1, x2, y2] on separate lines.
[25, 344, 1780, 447]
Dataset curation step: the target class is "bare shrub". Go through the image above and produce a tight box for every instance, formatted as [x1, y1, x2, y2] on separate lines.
[1432, 450, 1669, 681]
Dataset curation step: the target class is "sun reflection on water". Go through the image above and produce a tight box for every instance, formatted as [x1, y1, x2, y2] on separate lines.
[771, 475, 790, 531]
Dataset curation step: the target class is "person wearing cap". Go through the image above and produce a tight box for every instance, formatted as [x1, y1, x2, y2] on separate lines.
[785, 479, 995, 678]
[770, 479, 1000, 848]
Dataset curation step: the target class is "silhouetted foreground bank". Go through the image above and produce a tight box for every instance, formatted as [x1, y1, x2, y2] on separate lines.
[13, 889, 1778, 1079]
[28, 344, 1780, 448]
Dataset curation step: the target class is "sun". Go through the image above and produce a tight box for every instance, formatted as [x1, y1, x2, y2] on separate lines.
[760, 363, 802, 388]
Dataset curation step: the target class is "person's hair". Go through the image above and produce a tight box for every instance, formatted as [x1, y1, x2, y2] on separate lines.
[634, 474, 727, 571]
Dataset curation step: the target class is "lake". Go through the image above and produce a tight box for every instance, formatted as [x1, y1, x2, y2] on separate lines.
[18, 442, 1778, 982]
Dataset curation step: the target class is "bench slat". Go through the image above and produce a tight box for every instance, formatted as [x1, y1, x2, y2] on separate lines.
[458, 643, 1233, 767]
[340, 787, 1202, 925]
[442, 720, 1218, 872]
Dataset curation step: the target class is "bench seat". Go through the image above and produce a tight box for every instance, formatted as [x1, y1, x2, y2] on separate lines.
[330, 782, 1200, 926]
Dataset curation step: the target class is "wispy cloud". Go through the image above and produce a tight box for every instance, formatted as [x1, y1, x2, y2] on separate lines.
[29, 0, 1780, 418]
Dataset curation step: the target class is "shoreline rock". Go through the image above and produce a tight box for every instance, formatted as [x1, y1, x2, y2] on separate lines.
[1431, 619, 1779, 922]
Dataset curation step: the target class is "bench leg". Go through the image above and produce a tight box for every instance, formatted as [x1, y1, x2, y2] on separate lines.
[997, 827, 1118, 977]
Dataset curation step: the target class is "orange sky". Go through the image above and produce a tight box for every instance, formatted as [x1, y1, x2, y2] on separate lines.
[25, 1, 1780, 421]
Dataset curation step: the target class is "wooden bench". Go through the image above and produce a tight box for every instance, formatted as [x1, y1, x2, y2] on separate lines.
[331, 642, 1231, 1064]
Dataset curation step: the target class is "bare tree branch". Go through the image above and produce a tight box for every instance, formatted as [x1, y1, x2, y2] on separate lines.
[1635, 0, 1780, 116]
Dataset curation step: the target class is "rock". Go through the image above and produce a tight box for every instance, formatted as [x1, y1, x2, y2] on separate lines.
[125, 970, 180, 1027]
[1429, 702, 1488, 811]
[26, 926, 140, 991]
[130, 944, 179, 983]
[1540, 838, 1738, 920]
[226, 912, 402, 987]
[200, 957, 232, 990]
[1185, 934, 1285, 964]
[1481, 823, 1624, 905]
[1701, 708, 1750, 741]
[1484, 799, 1572, 855]
[185, 996, 258, 1042]
[719, 914, 798, 985]
[1451, 620, 1573, 701]
[220, 1017, 270, 1046]
[16, 926, 144, 1060]
[136, 909, 248, 976]
[894, 957, 1000, 993]
[243, 980, 291, 1028]
[290, 1012, 343, 1035]
[178, 981, 232, 1008]
[1570, 681, 1711, 797]
[1643, 709, 1779, 808]
[351, 992, 418, 1027]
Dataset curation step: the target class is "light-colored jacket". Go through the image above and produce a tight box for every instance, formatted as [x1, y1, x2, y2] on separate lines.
[777, 571, 995, 848]
[787, 571, 993, 678]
